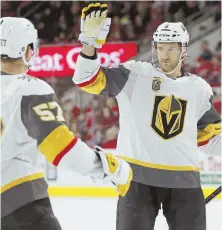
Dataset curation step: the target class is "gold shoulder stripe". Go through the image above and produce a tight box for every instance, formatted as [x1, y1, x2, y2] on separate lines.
[198, 123, 222, 143]
[39, 125, 76, 164]
[80, 69, 106, 95]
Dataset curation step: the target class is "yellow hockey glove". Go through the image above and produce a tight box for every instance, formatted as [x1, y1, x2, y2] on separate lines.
[94, 146, 133, 197]
[79, 3, 111, 49]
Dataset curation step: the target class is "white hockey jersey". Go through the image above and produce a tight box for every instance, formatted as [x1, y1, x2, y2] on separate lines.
[1, 72, 104, 217]
[73, 53, 222, 188]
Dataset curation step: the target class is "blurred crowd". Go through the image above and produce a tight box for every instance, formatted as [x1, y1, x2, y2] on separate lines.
[1, 1, 221, 148]
[2, 1, 220, 45]
[188, 40, 221, 86]
[57, 85, 120, 148]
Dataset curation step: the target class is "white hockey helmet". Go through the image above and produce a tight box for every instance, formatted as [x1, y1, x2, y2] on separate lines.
[0, 17, 39, 66]
[153, 22, 189, 45]
[152, 22, 189, 75]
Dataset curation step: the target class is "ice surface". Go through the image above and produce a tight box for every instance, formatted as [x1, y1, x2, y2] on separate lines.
[51, 197, 222, 230]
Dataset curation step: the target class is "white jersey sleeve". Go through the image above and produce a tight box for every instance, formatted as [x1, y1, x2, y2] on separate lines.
[73, 51, 151, 97]
[19, 76, 103, 177]
[197, 78, 221, 156]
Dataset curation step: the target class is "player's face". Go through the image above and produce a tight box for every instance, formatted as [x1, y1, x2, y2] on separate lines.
[156, 43, 181, 73]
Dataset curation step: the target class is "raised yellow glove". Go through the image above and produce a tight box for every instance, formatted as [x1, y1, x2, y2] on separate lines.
[79, 3, 111, 49]
[94, 146, 133, 197]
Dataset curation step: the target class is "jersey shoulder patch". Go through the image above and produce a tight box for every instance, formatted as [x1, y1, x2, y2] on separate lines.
[122, 60, 152, 74]
[18, 74, 54, 96]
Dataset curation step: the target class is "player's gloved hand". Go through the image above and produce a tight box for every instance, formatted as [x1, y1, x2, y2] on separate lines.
[94, 146, 133, 197]
[79, 3, 111, 49]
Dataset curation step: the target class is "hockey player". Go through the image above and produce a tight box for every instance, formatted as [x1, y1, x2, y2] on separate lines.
[0, 17, 132, 230]
[73, 3, 222, 230]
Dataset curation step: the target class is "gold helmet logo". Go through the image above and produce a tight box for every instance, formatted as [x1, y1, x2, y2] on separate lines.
[151, 95, 187, 139]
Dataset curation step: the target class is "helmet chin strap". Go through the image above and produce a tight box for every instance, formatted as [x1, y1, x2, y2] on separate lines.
[22, 56, 33, 68]
[22, 55, 35, 73]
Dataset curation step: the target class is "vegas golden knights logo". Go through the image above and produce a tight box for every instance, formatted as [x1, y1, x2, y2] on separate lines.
[152, 77, 162, 91]
[151, 95, 187, 139]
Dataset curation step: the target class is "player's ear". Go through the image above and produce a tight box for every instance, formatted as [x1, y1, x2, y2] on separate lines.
[25, 45, 33, 62]
[182, 50, 189, 65]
